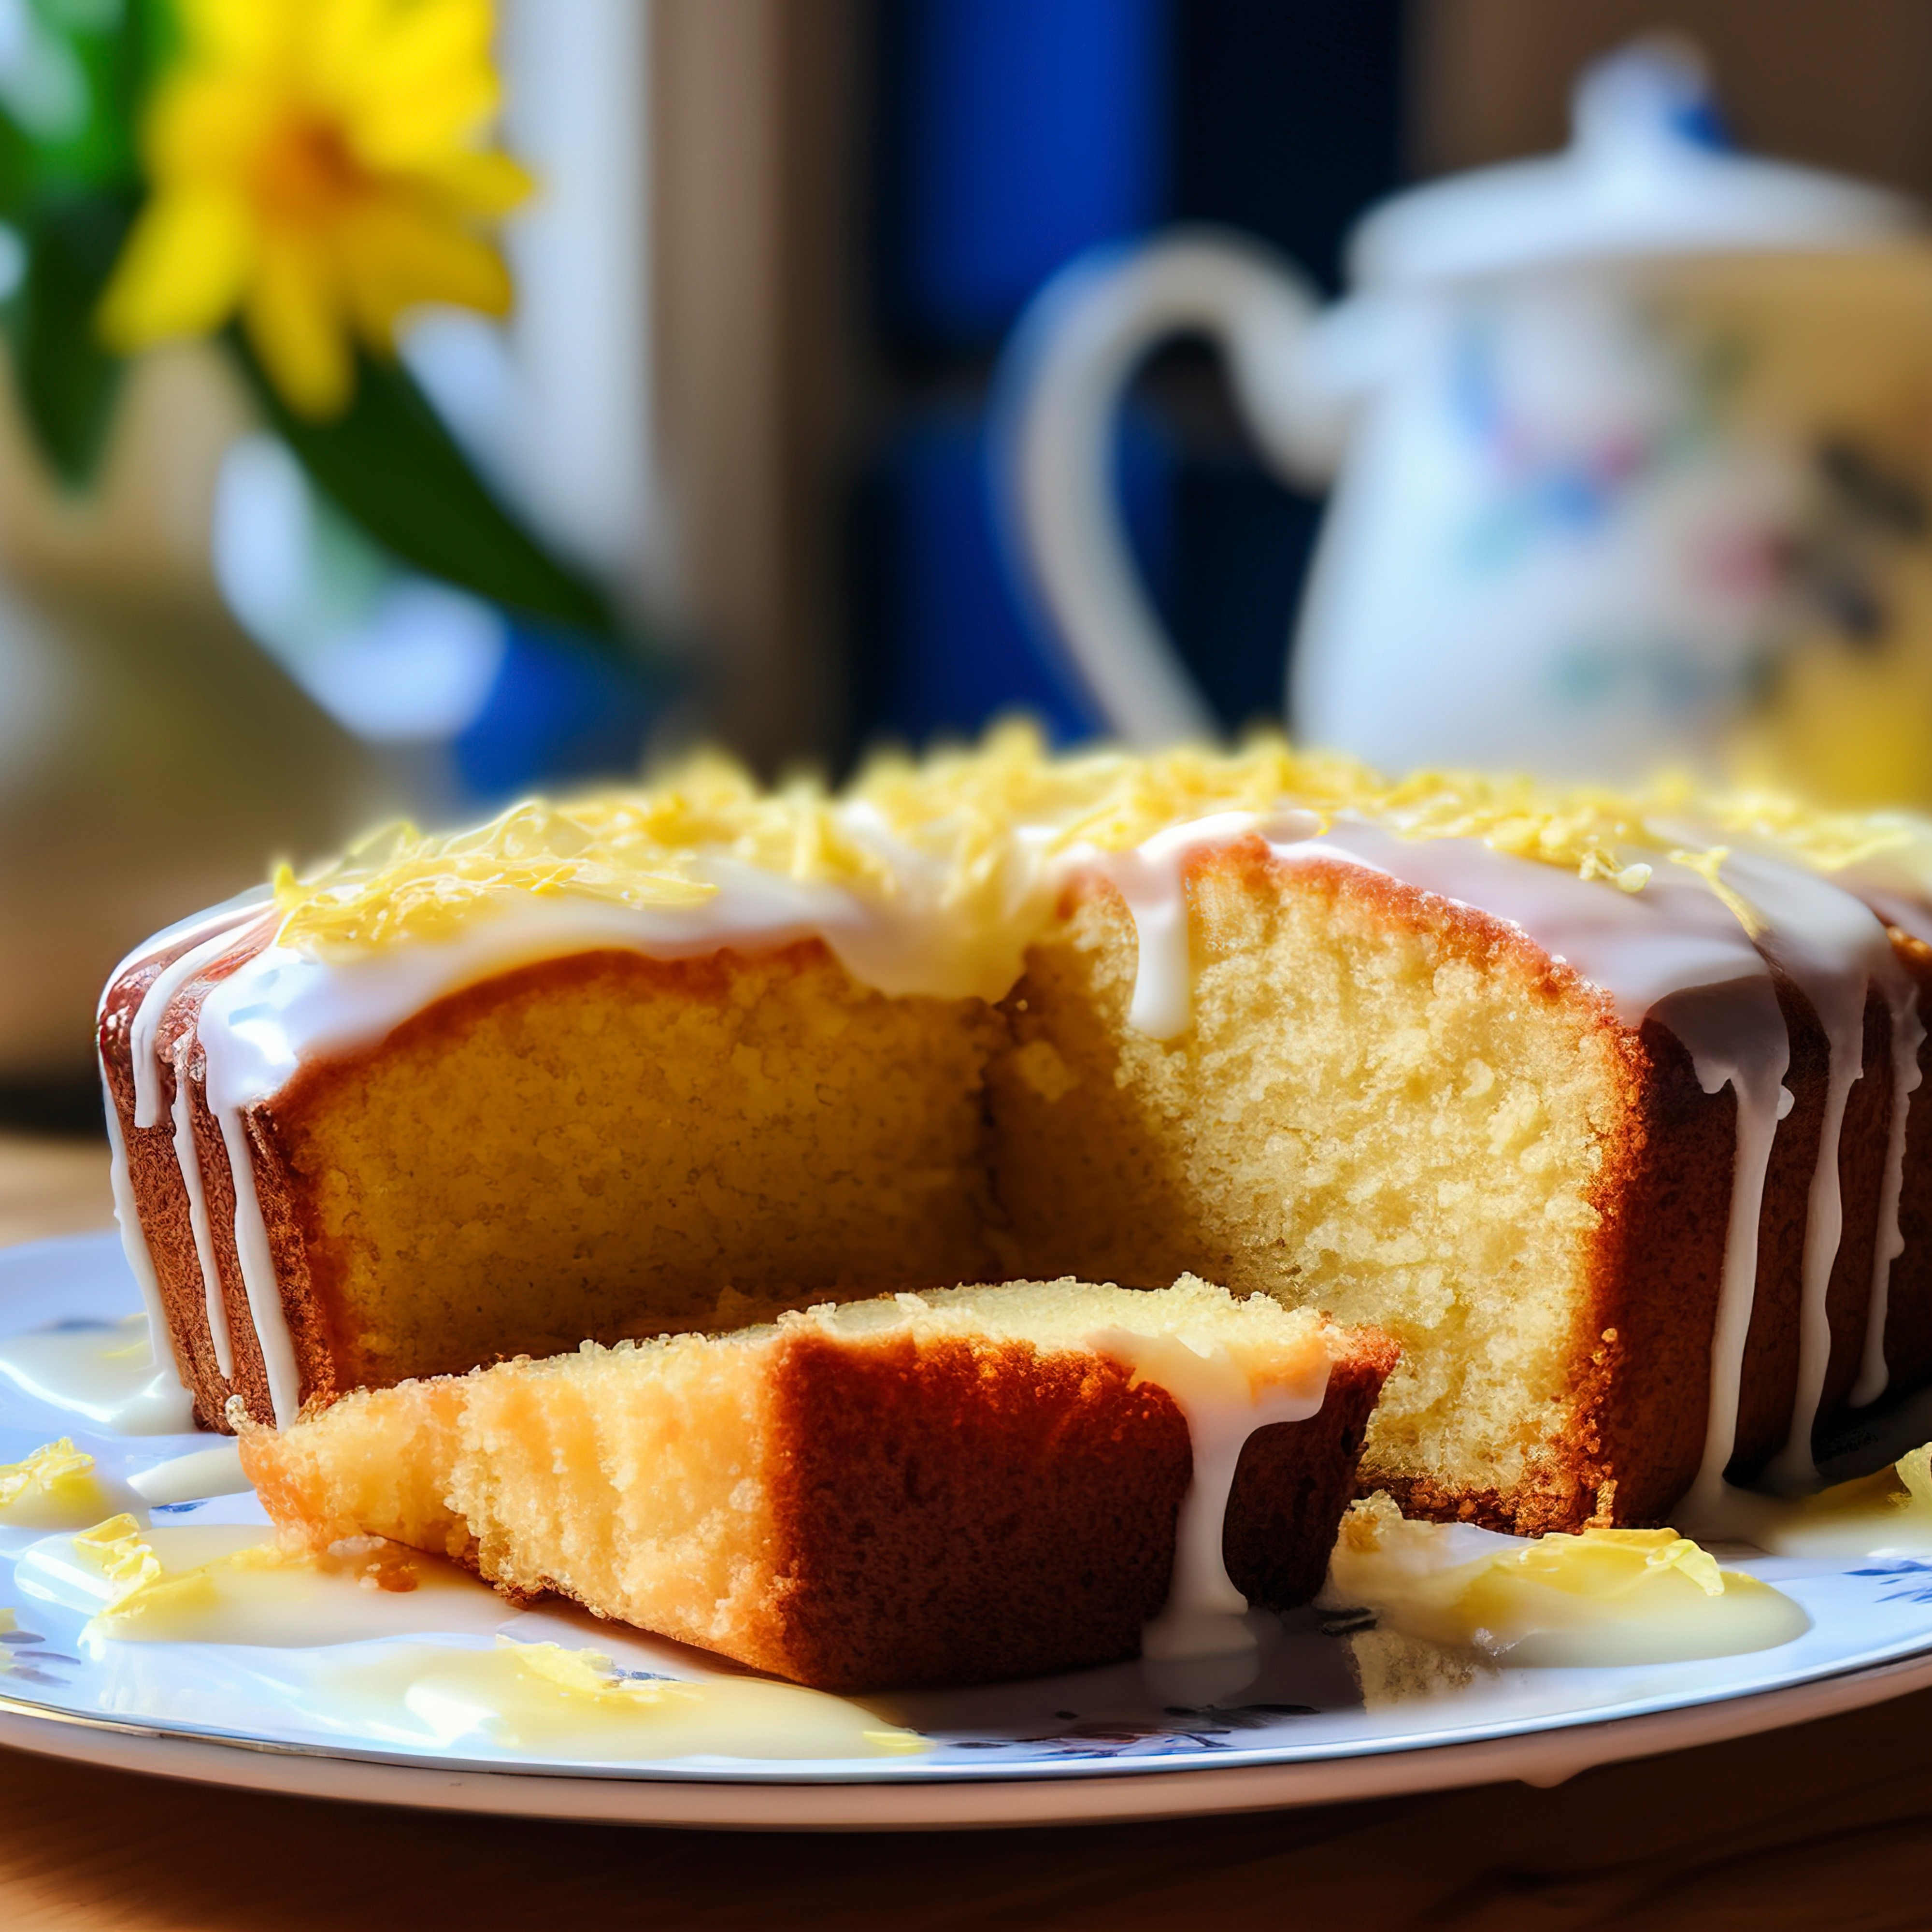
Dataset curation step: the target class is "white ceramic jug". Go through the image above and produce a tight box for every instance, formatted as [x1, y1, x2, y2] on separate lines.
[1002, 43, 1932, 803]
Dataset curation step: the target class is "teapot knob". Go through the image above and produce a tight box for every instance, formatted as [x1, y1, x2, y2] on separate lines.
[1572, 35, 1729, 164]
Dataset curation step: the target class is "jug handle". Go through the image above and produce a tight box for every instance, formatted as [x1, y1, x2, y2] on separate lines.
[996, 226, 1332, 744]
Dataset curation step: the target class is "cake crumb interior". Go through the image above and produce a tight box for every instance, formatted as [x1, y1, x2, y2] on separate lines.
[990, 854, 1620, 1506]
[260, 852, 1625, 1519]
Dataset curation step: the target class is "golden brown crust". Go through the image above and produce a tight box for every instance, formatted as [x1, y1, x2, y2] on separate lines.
[1561, 999, 1737, 1530]
[762, 1329, 1188, 1687]
[760, 1321, 1397, 1690]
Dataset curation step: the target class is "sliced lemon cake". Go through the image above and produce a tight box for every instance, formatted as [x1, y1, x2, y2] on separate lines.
[103, 731, 1932, 1533]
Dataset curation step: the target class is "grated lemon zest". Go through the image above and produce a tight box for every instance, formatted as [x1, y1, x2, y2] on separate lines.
[71, 1513, 163, 1607]
[265, 719, 1932, 959]
[0, 1439, 95, 1516]
[501, 1638, 706, 1709]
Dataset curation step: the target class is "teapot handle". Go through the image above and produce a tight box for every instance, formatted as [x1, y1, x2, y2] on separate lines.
[996, 227, 1335, 744]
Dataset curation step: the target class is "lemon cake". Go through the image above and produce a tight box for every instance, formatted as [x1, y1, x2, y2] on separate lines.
[238, 1280, 1397, 1690]
[101, 731, 1932, 1534]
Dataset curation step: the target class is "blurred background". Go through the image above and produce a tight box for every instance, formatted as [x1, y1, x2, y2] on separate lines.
[8, 0, 1932, 1128]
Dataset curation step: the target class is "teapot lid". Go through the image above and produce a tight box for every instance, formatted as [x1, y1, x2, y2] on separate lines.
[1351, 39, 1920, 288]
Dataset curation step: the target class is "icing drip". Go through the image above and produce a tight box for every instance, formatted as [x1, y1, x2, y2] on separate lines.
[1667, 985, 1794, 1524]
[1855, 979, 1927, 1408]
[126, 909, 270, 1131]
[213, 1102, 301, 1425]
[1092, 811, 1319, 1039]
[100, 1070, 172, 1380]
[113, 899, 277, 1410]
[170, 1036, 234, 1381]
[1719, 853, 1911, 1492]
[1846, 885, 1932, 1410]
[1087, 1327, 1331, 1661]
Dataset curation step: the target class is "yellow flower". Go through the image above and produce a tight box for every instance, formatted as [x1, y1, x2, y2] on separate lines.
[99, 0, 531, 417]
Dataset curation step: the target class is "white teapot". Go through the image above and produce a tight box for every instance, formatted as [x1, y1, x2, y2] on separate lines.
[1001, 43, 1932, 803]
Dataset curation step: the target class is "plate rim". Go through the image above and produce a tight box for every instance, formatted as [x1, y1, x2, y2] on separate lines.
[2, 1643, 1931, 1831]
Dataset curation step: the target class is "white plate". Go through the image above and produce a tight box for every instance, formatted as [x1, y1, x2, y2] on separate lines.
[5, 1231, 1932, 1832]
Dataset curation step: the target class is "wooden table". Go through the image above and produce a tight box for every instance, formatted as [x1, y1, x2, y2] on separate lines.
[4, 1136, 1931, 1930]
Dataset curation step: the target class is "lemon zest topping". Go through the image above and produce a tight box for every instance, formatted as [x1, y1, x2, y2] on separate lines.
[0, 1440, 98, 1521]
[71, 1514, 163, 1608]
[504, 1638, 707, 1710]
[490, 1639, 925, 1750]
[1323, 1490, 1807, 1664]
[265, 720, 1932, 959]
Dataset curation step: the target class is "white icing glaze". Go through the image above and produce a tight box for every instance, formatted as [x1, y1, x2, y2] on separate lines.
[170, 1034, 234, 1382]
[1089, 811, 1320, 1038]
[1086, 1327, 1331, 1661]
[126, 1441, 251, 1504]
[0, 1316, 195, 1436]
[1273, 824, 1774, 1026]
[100, 1069, 172, 1382]
[1675, 987, 1793, 1526]
[127, 912, 268, 1131]
[213, 1099, 302, 1426]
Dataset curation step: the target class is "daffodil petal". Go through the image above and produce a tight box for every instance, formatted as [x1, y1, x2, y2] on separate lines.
[348, 0, 499, 154]
[179, 0, 292, 69]
[366, 0, 495, 95]
[144, 71, 277, 180]
[97, 189, 254, 349]
[351, 67, 501, 170]
[304, 0, 389, 96]
[341, 200, 512, 343]
[244, 239, 354, 418]
[415, 148, 533, 218]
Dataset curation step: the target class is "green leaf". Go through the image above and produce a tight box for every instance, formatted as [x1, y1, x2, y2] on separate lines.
[0, 0, 161, 211]
[234, 336, 627, 646]
[2, 187, 134, 486]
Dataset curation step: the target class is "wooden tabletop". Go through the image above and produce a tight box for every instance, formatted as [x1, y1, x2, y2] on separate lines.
[3, 1136, 1931, 1930]
[0, 1131, 114, 1251]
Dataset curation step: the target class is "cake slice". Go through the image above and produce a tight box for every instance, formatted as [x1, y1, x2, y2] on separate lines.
[239, 1278, 1397, 1692]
